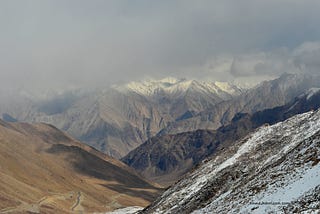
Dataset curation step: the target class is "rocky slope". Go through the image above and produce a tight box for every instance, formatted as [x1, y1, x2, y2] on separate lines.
[122, 87, 320, 185]
[0, 120, 161, 213]
[142, 109, 320, 213]
[122, 130, 217, 185]
[0, 78, 241, 158]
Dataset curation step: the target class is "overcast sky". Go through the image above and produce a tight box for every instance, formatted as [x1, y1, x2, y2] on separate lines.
[1, 0, 320, 91]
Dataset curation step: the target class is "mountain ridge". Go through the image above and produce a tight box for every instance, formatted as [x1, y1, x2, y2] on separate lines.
[157, 73, 320, 136]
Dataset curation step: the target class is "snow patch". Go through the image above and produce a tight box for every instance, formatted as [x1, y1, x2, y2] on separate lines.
[103, 206, 143, 214]
[306, 88, 320, 100]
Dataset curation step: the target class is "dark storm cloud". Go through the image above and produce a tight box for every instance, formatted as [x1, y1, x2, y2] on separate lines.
[0, 0, 320, 91]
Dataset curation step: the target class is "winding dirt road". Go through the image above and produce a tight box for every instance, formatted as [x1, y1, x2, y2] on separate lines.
[71, 191, 84, 213]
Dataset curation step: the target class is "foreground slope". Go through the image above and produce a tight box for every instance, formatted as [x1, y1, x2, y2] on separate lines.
[142, 110, 320, 213]
[122, 88, 320, 185]
[0, 120, 161, 213]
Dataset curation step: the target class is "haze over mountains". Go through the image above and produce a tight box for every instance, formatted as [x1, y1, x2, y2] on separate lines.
[2, 73, 319, 161]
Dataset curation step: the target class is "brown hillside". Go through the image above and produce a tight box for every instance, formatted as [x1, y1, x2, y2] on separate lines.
[0, 120, 161, 213]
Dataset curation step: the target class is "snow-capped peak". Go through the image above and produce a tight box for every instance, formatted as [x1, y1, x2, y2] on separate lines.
[112, 78, 243, 97]
[214, 81, 240, 94]
[157, 77, 180, 84]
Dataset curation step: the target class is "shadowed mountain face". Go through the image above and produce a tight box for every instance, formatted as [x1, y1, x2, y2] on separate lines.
[122, 88, 320, 185]
[122, 130, 218, 185]
[0, 120, 161, 213]
[1, 113, 17, 122]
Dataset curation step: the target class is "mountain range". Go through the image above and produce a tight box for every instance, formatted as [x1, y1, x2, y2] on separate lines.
[2, 73, 319, 160]
[122, 86, 320, 185]
[0, 78, 242, 158]
[157, 73, 320, 135]
[1, 73, 320, 213]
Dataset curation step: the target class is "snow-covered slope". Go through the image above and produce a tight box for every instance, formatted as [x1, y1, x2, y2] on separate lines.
[143, 109, 320, 213]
